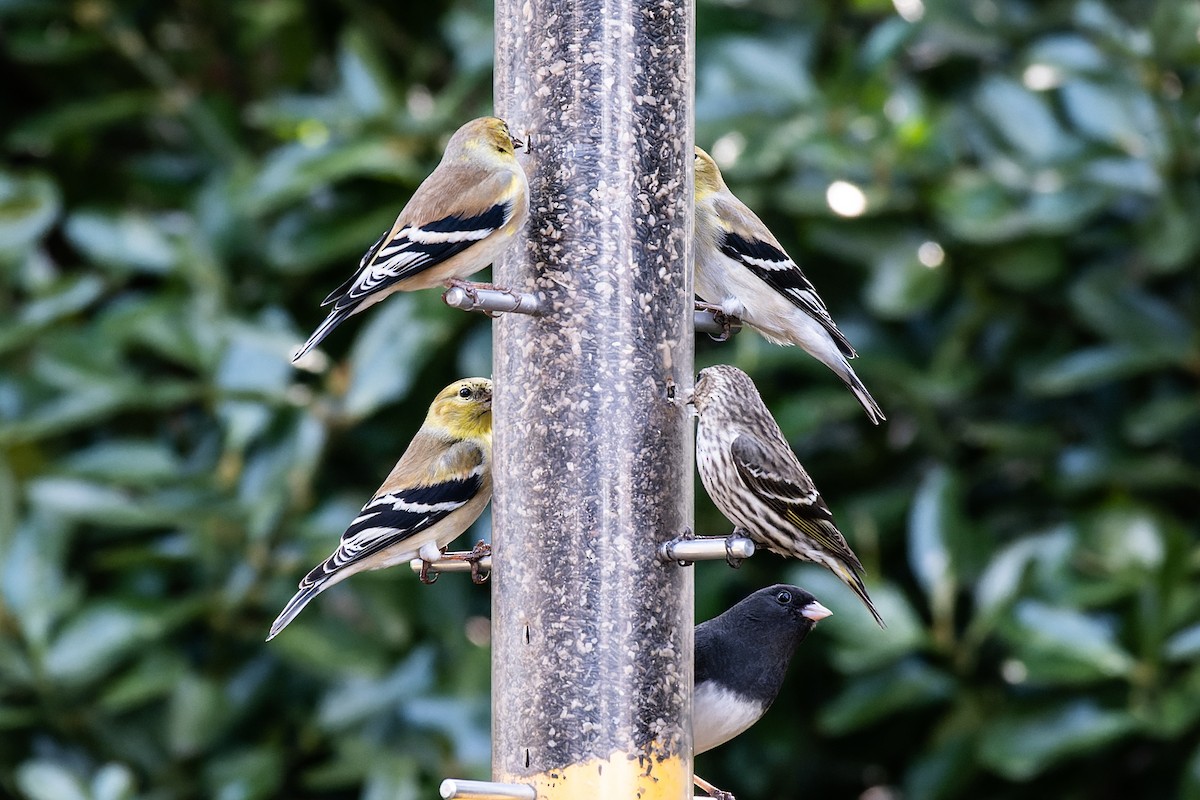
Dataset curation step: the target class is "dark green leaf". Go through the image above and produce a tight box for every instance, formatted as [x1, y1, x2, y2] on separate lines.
[974, 76, 1069, 162]
[8, 92, 156, 153]
[984, 239, 1063, 289]
[43, 604, 164, 688]
[864, 247, 947, 319]
[15, 760, 89, 800]
[167, 674, 235, 757]
[342, 295, 455, 422]
[1026, 345, 1180, 396]
[61, 440, 184, 486]
[973, 528, 1073, 620]
[788, 565, 926, 672]
[902, 729, 977, 800]
[90, 763, 136, 800]
[64, 210, 179, 274]
[819, 659, 955, 734]
[907, 465, 958, 613]
[245, 138, 421, 216]
[1077, 505, 1165, 577]
[337, 27, 397, 117]
[1000, 600, 1135, 684]
[0, 170, 60, 257]
[1166, 625, 1200, 663]
[203, 747, 284, 800]
[978, 701, 1136, 780]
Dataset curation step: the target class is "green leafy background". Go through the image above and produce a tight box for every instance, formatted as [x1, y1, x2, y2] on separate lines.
[1, 0, 1197, 798]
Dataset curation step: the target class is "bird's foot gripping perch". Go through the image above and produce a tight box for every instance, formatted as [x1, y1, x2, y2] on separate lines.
[694, 301, 740, 342]
[410, 545, 494, 583]
[658, 528, 755, 568]
[418, 557, 441, 585]
[694, 774, 735, 800]
[441, 540, 493, 584]
[725, 528, 750, 568]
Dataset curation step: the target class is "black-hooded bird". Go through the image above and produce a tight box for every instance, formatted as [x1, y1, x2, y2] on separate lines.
[693, 584, 831, 799]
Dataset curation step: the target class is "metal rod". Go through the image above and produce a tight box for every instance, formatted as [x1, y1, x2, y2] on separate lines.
[658, 535, 756, 565]
[443, 285, 542, 316]
[440, 779, 537, 799]
[492, 0, 695, 793]
[408, 554, 493, 576]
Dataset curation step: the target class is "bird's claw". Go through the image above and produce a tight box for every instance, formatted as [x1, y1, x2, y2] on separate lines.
[665, 527, 695, 567]
[467, 540, 492, 584]
[434, 540, 492, 584]
[709, 310, 735, 342]
[695, 301, 737, 342]
[418, 560, 440, 584]
[725, 529, 747, 569]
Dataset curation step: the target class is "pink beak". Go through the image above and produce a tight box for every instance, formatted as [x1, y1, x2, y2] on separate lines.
[802, 600, 833, 622]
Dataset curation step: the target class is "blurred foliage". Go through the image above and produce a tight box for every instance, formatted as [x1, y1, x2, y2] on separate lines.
[0, 0, 1197, 799]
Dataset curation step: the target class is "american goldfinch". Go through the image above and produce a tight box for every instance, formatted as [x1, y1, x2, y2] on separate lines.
[694, 147, 885, 425]
[693, 585, 830, 799]
[267, 378, 493, 640]
[293, 117, 529, 360]
[692, 365, 885, 628]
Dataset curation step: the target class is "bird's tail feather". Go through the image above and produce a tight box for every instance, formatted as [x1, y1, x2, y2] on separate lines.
[831, 561, 886, 629]
[837, 359, 886, 425]
[293, 306, 355, 362]
[266, 581, 327, 641]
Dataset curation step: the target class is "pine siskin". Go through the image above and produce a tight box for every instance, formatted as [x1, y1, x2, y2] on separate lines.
[693, 364, 885, 627]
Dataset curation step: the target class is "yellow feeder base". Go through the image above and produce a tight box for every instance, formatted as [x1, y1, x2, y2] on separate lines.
[497, 751, 691, 800]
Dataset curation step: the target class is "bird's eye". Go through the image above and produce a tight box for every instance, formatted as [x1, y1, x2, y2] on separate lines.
[458, 387, 472, 399]
[775, 590, 792, 605]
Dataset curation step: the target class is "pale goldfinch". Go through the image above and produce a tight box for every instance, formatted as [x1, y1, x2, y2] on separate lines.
[293, 118, 529, 360]
[693, 585, 830, 799]
[692, 365, 885, 628]
[694, 147, 885, 425]
[267, 378, 493, 640]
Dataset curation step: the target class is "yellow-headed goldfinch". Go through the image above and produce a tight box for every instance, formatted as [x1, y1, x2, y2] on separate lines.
[294, 118, 529, 360]
[694, 147, 884, 424]
[267, 378, 493, 639]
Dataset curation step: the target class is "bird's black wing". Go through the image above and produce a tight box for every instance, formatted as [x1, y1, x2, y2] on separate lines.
[302, 454, 486, 584]
[718, 230, 855, 358]
[323, 203, 512, 311]
[729, 434, 864, 573]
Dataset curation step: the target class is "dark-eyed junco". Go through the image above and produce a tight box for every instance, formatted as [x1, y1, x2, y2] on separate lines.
[693, 583, 831, 799]
[693, 365, 886, 628]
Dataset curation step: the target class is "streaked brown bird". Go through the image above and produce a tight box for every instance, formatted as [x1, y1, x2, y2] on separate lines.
[692, 364, 885, 628]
